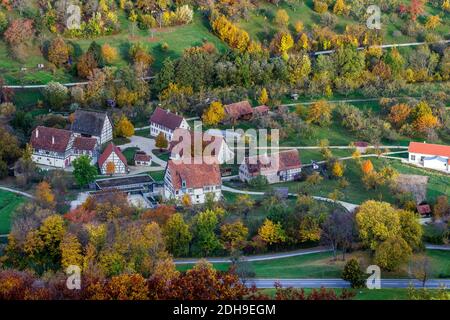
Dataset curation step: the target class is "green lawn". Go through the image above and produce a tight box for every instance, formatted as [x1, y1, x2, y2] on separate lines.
[0, 191, 25, 234]
[177, 250, 450, 280]
[122, 147, 139, 165]
[259, 288, 412, 300]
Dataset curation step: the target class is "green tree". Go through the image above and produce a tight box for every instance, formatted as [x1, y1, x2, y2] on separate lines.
[193, 209, 221, 256]
[72, 155, 98, 188]
[163, 213, 192, 257]
[374, 236, 412, 271]
[342, 258, 365, 288]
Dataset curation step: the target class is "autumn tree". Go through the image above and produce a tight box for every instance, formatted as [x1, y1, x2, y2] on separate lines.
[202, 101, 225, 126]
[60, 233, 83, 270]
[307, 100, 333, 126]
[425, 15, 441, 30]
[374, 236, 412, 271]
[155, 132, 168, 151]
[321, 209, 355, 260]
[77, 52, 98, 79]
[3, 18, 34, 45]
[35, 181, 56, 209]
[333, 0, 348, 15]
[47, 36, 70, 67]
[361, 159, 374, 175]
[433, 196, 449, 221]
[235, 194, 255, 218]
[331, 161, 345, 178]
[356, 200, 401, 250]
[271, 31, 294, 57]
[258, 219, 286, 246]
[220, 221, 248, 253]
[163, 213, 192, 257]
[275, 9, 289, 28]
[409, 0, 425, 21]
[106, 161, 116, 176]
[72, 155, 98, 188]
[388, 103, 411, 128]
[258, 88, 269, 105]
[101, 44, 118, 64]
[115, 115, 135, 138]
[412, 101, 439, 134]
[398, 209, 423, 250]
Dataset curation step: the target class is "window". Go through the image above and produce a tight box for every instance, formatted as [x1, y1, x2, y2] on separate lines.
[410, 155, 415, 161]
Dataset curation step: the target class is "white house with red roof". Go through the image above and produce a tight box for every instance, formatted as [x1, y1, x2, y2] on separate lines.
[164, 159, 222, 204]
[30, 126, 74, 168]
[149, 107, 190, 142]
[408, 142, 450, 173]
[98, 143, 129, 175]
[71, 136, 99, 165]
[239, 149, 302, 184]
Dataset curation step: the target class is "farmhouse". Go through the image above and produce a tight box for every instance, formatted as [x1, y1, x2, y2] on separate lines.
[224, 100, 254, 123]
[239, 149, 302, 184]
[71, 110, 113, 145]
[30, 126, 74, 168]
[149, 107, 190, 142]
[168, 128, 234, 164]
[71, 136, 98, 164]
[253, 105, 270, 117]
[164, 159, 222, 204]
[408, 142, 450, 173]
[98, 143, 129, 175]
[134, 151, 152, 166]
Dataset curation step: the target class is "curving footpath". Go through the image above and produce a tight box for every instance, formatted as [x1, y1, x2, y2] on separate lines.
[0, 186, 34, 199]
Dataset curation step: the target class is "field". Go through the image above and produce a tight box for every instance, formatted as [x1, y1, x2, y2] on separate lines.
[0, 191, 25, 234]
[177, 249, 450, 280]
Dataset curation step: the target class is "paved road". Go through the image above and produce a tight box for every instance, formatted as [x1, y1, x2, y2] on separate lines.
[313, 39, 450, 56]
[247, 278, 450, 289]
[0, 186, 34, 199]
[119, 135, 167, 173]
[174, 247, 332, 265]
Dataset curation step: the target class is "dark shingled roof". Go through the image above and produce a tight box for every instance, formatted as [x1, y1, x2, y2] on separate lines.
[245, 150, 302, 176]
[30, 126, 72, 153]
[73, 136, 97, 151]
[150, 107, 184, 131]
[71, 110, 109, 137]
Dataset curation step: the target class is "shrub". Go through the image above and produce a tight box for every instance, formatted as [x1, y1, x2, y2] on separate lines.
[174, 5, 194, 25]
[48, 37, 70, 67]
[3, 18, 34, 45]
[0, 11, 8, 34]
[101, 44, 118, 64]
[43, 82, 69, 110]
[342, 259, 365, 288]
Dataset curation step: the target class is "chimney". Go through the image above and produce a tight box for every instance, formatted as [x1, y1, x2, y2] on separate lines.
[35, 129, 39, 138]
[52, 136, 55, 145]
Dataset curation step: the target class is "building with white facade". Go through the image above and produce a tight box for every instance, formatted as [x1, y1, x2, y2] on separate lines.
[164, 159, 222, 204]
[149, 107, 190, 142]
[71, 136, 99, 165]
[134, 151, 152, 166]
[408, 142, 450, 173]
[98, 143, 129, 175]
[71, 110, 113, 145]
[239, 149, 302, 184]
[168, 128, 234, 164]
[30, 126, 74, 168]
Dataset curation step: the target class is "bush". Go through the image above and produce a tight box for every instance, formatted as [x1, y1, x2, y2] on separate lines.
[341, 258, 365, 288]
[248, 175, 269, 188]
[0, 11, 8, 34]
[43, 82, 69, 110]
[138, 14, 157, 30]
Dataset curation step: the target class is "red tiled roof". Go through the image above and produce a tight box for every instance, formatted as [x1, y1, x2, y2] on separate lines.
[417, 204, 431, 215]
[224, 101, 253, 119]
[168, 128, 224, 158]
[98, 143, 128, 168]
[149, 107, 185, 131]
[245, 150, 302, 176]
[409, 142, 450, 159]
[166, 159, 221, 190]
[30, 126, 72, 153]
[73, 136, 97, 151]
[354, 141, 369, 147]
[134, 152, 151, 162]
[253, 105, 269, 114]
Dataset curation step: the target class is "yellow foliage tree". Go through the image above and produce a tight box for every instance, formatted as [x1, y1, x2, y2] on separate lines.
[202, 101, 225, 126]
[333, 0, 348, 15]
[115, 115, 135, 138]
[425, 15, 441, 30]
[299, 33, 310, 50]
[258, 219, 286, 245]
[275, 9, 289, 27]
[60, 232, 83, 269]
[306, 100, 333, 126]
[258, 88, 269, 105]
[331, 161, 345, 178]
[181, 194, 191, 207]
[35, 181, 56, 209]
[101, 44, 118, 64]
[294, 21, 304, 33]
